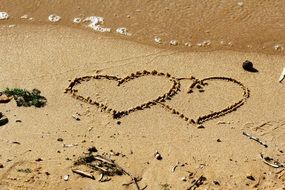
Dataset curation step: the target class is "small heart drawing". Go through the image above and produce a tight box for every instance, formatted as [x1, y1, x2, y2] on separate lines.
[65, 70, 182, 119]
[65, 71, 249, 124]
[159, 76, 250, 124]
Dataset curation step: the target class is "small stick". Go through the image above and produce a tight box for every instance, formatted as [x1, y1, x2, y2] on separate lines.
[94, 155, 116, 166]
[187, 175, 206, 190]
[171, 162, 179, 172]
[122, 176, 144, 190]
[278, 67, 285, 83]
[260, 154, 284, 168]
[72, 169, 95, 180]
[242, 132, 268, 148]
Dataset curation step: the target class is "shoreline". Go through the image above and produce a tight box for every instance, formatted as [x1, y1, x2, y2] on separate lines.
[1, 0, 285, 56]
[2, 21, 285, 57]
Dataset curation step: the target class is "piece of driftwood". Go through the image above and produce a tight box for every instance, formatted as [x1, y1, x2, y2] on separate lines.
[72, 169, 95, 180]
[260, 154, 284, 168]
[74, 153, 145, 189]
[242, 132, 268, 148]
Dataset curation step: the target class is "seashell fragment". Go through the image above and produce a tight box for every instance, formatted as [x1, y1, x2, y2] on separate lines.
[279, 67, 285, 83]
[116, 27, 131, 36]
[20, 14, 29, 19]
[170, 40, 178, 46]
[154, 36, 162, 44]
[84, 16, 110, 32]
[73, 17, 82, 24]
[63, 175, 69, 181]
[273, 44, 283, 51]
[154, 151, 162, 160]
[0, 11, 9, 20]
[48, 14, 61, 22]
[84, 16, 104, 25]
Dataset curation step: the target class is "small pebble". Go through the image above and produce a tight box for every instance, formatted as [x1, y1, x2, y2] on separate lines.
[57, 138, 63, 142]
[184, 42, 192, 47]
[0, 11, 9, 20]
[246, 175, 255, 181]
[181, 176, 187, 182]
[273, 44, 283, 51]
[242, 60, 257, 72]
[73, 17, 81, 24]
[72, 113, 80, 121]
[45, 171, 50, 176]
[154, 36, 162, 44]
[170, 40, 178, 46]
[35, 158, 43, 162]
[155, 151, 163, 160]
[237, 2, 244, 7]
[217, 139, 221, 142]
[20, 14, 29, 19]
[63, 175, 69, 181]
[0, 163, 3, 168]
[213, 180, 220, 185]
[116, 27, 131, 36]
[88, 146, 98, 153]
[48, 14, 61, 22]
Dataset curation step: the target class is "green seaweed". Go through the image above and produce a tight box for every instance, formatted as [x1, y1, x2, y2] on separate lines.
[2, 88, 47, 107]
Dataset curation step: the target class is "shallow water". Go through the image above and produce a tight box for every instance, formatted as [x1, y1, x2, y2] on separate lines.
[1, 0, 285, 55]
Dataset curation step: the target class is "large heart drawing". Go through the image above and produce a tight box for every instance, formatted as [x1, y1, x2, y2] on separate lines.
[65, 71, 249, 124]
[159, 76, 250, 124]
[65, 70, 182, 119]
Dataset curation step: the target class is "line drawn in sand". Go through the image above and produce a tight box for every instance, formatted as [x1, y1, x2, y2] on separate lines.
[65, 70, 250, 126]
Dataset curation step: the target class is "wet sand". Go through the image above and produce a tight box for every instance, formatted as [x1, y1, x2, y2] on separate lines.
[0, 1, 285, 190]
[1, 0, 285, 54]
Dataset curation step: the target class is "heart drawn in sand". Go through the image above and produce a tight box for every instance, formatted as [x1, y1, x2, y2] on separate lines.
[65, 71, 249, 125]
[159, 76, 250, 125]
[65, 70, 181, 119]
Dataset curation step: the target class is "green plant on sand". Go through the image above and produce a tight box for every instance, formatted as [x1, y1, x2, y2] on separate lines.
[1, 88, 47, 107]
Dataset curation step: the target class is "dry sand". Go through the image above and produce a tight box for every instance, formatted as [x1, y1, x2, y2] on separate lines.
[0, 1, 285, 190]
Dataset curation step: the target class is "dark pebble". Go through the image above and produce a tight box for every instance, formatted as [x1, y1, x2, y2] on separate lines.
[45, 172, 50, 175]
[57, 138, 63, 142]
[242, 60, 258, 72]
[213, 180, 220, 185]
[88, 146, 98, 153]
[246, 175, 255, 181]
[35, 158, 43, 162]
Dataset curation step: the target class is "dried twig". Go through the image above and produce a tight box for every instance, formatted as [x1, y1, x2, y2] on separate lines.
[72, 169, 95, 180]
[75, 153, 145, 189]
[187, 175, 207, 190]
[242, 132, 268, 148]
[260, 154, 284, 168]
[123, 176, 147, 190]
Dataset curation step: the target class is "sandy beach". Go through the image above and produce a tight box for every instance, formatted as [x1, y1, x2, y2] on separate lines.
[0, 1, 285, 190]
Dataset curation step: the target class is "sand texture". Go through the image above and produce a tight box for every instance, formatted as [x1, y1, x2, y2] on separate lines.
[0, 1, 285, 190]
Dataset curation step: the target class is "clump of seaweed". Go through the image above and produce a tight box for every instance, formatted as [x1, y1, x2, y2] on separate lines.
[74, 154, 124, 176]
[1, 88, 47, 107]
